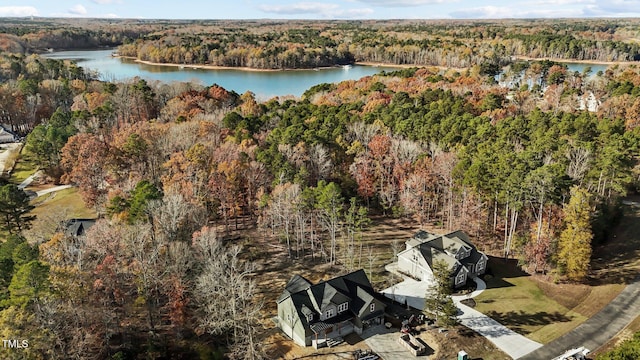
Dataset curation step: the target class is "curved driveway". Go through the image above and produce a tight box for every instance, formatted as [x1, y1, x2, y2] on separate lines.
[382, 265, 543, 359]
[519, 276, 640, 359]
[452, 278, 543, 359]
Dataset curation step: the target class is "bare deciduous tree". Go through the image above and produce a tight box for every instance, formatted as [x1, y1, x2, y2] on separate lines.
[193, 227, 264, 360]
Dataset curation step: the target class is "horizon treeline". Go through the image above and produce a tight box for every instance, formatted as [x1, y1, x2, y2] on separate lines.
[2, 18, 640, 69]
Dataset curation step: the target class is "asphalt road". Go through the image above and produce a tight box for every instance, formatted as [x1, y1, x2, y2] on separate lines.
[518, 276, 640, 359]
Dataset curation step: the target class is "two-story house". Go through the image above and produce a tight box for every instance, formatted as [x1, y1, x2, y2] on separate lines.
[397, 230, 488, 288]
[276, 269, 386, 348]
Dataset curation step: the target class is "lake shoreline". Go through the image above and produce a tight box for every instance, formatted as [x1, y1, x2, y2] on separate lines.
[117, 55, 363, 73]
[48, 49, 399, 97]
[512, 55, 638, 66]
[124, 56, 465, 72]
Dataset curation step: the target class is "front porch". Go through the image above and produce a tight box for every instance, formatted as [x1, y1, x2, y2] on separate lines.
[311, 318, 356, 349]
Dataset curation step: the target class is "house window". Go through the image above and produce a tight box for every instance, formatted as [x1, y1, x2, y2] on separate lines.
[477, 259, 485, 272]
[325, 309, 334, 319]
[338, 302, 349, 313]
[287, 314, 292, 323]
[307, 314, 313, 322]
[370, 303, 375, 312]
[456, 272, 466, 285]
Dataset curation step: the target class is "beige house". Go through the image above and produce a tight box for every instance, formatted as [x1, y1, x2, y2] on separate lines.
[397, 230, 488, 288]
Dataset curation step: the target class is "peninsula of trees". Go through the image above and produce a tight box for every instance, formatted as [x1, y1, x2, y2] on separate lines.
[2, 18, 640, 70]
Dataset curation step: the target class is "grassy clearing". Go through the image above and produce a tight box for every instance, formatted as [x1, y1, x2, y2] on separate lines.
[474, 202, 640, 344]
[30, 187, 97, 219]
[474, 260, 588, 344]
[9, 153, 39, 185]
[356, 215, 420, 288]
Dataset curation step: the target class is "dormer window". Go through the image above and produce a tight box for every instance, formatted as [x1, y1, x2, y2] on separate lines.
[338, 302, 349, 313]
[325, 309, 334, 319]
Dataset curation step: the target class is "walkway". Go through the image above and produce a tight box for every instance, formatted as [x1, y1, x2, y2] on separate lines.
[12, 165, 72, 198]
[519, 276, 640, 359]
[18, 170, 42, 189]
[35, 185, 73, 197]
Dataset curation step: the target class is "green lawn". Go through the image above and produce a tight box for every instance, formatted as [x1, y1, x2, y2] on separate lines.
[9, 154, 39, 185]
[474, 259, 588, 344]
[30, 187, 97, 219]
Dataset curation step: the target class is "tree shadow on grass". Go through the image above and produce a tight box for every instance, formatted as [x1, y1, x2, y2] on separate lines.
[483, 310, 573, 335]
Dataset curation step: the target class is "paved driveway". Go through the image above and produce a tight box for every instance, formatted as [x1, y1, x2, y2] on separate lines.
[381, 277, 432, 310]
[382, 264, 543, 359]
[0, 142, 20, 175]
[456, 302, 542, 359]
[519, 276, 640, 359]
[362, 326, 416, 360]
[36, 184, 73, 197]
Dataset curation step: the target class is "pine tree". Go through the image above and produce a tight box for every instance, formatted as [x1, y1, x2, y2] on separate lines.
[0, 185, 36, 235]
[423, 259, 458, 327]
[558, 186, 593, 281]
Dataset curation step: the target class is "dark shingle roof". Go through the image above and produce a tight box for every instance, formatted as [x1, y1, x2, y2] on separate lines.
[278, 274, 312, 303]
[278, 269, 382, 332]
[64, 219, 96, 237]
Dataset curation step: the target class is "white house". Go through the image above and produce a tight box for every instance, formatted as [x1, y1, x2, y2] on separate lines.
[397, 230, 488, 288]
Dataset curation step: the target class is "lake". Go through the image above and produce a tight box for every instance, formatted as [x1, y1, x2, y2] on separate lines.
[45, 49, 611, 99]
[44, 49, 398, 99]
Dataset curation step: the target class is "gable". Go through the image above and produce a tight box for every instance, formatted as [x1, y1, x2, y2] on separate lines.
[402, 230, 489, 279]
[280, 269, 380, 328]
[277, 274, 312, 303]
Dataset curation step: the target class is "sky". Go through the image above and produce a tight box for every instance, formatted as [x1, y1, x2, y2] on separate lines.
[2, 0, 640, 20]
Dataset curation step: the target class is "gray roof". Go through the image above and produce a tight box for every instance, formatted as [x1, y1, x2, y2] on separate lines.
[0, 125, 19, 143]
[462, 249, 487, 267]
[277, 269, 383, 332]
[278, 274, 312, 303]
[405, 230, 485, 276]
[65, 219, 96, 237]
[417, 243, 459, 270]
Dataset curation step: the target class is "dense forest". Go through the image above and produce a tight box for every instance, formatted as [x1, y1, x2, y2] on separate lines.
[1, 18, 640, 359]
[2, 18, 640, 69]
[115, 19, 640, 69]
